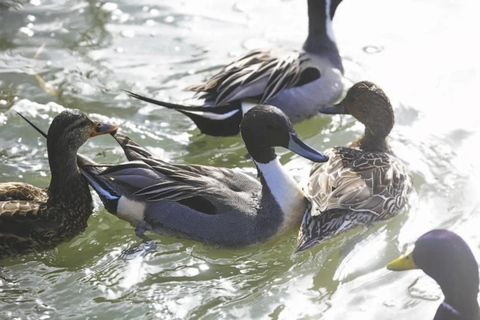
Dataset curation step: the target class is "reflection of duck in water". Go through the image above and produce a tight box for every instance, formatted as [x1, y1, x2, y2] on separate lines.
[126, 0, 345, 136]
[388, 229, 479, 320]
[297, 82, 412, 252]
[0, 111, 117, 258]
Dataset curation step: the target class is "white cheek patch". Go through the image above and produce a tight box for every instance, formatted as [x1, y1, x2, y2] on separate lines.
[116, 196, 146, 227]
[182, 109, 239, 120]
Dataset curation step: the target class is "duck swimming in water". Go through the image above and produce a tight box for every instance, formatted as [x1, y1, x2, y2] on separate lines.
[296, 81, 412, 252]
[126, 0, 344, 136]
[387, 229, 479, 320]
[79, 105, 329, 247]
[0, 110, 117, 258]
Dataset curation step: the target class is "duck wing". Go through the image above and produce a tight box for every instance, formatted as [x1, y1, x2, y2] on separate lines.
[0, 200, 54, 255]
[78, 152, 258, 217]
[296, 147, 412, 251]
[188, 49, 321, 105]
[111, 132, 258, 192]
[0, 182, 47, 202]
[307, 147, 411, 218]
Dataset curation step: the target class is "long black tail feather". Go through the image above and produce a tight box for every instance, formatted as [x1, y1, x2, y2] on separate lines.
[16, 112, 48, 138]
[124, 90, 243, 136]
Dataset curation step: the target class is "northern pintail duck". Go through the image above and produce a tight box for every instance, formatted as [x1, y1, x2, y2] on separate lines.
[79, 105, 329, 247]
[296, 81, 412, 252]
[125, 0, 344, 136]
[0, 111, 117, 258]
[388, 230, 479, 320]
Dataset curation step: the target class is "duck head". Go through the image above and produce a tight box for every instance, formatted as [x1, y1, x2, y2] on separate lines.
[47, 110, 118, 152]
[240, 105, 328, 164]
[387, 229, 479, 318]
[47, 110, 118, 176]
[321, 81, 394, 151]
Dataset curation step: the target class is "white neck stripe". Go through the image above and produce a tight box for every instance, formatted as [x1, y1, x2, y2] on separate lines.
[325, 0, 335, 42]
[255, 158, 306, 234]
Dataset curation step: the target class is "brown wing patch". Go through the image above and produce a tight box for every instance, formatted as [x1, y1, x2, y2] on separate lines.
[0, 182, 47, 201]
[307, 147, 412, 220]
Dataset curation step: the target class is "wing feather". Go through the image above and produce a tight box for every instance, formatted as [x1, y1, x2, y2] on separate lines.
[307, 147, 412, 220]
[188, 49, 320, 106]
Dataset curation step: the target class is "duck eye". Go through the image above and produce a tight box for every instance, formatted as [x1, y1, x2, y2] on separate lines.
[266, 124, 275, 130]
[96, 123, 103, 131]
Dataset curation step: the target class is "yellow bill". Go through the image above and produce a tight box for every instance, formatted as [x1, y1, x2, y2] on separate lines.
[387, 252, 418, 271]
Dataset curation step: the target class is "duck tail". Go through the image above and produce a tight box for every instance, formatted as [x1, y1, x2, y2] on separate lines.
[110, 132, 154, 162]
[77, 154, 120, 214]
[124, 90, 243, 136]
[16, 112, 48, 138]
[295, 208, 354, 253]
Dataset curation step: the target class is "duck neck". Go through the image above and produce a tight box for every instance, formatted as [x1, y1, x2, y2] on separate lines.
[351, 129, 392, 153]
[440, 278, 479, 318]
[46, 142, 92, 216]
[303, 0, 341, 62]
[254, 156, 307, 232]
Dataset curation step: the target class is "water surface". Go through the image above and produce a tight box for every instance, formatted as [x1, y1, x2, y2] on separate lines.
[1, 0, 480, 319]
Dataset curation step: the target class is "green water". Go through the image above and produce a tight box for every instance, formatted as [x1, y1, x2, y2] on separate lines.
[1, 0, 480, 319]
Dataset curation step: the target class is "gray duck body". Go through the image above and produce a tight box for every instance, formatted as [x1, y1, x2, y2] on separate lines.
[80, 105, 328, 247]
[126, 0, 345, 136]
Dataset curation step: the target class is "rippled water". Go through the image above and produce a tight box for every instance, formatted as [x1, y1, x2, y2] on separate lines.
[1, 0, 480, 319]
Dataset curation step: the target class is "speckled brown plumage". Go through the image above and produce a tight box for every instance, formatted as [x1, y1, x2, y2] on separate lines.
[0, 110, 117, 258]
[296, 81, 412, 252]
[0, 182, 47, 202]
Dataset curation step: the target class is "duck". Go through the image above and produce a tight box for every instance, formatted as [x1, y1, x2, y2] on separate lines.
[78, 105, 329, 247]
[296, 81, 412, 252]
[0, 110, 118, 258]
[125, 0, 344, 136]
[387, 229, 479, 320]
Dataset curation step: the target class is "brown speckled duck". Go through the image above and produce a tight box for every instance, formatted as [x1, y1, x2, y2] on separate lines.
[296, 81, 412, 252]
[0, 110, 117, 258]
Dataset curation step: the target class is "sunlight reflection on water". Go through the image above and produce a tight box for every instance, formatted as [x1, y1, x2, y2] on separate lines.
[0, 0, 480, 319]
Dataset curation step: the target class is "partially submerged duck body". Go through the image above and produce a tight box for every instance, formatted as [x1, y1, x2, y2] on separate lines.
[297, 81, 412, 251]
[126, 0, 344, 136]
[80, 105, 329, 247]
[0, 111, 117, 258]
[388, 229, 479, 320]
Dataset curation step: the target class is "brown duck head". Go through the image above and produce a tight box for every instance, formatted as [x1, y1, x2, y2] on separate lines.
[320, 81, 394, 152]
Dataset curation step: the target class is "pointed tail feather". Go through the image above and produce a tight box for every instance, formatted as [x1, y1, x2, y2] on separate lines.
[295, 208, 375, 253]
[295, 208, 349, 253]
[124, 90, 243, 136]
[16, 112, 48, 138]
[110, 132, 154, 161]
[124, 90, 216, 113]
[77, 154, 121, 214]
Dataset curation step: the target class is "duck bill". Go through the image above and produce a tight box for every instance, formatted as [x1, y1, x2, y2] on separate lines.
[386, 252, 418, 271]
[91, 122, 118, 136]
[287, 133, 328, 163]
[319, 102, 349, 115]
